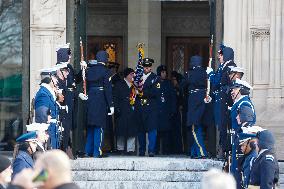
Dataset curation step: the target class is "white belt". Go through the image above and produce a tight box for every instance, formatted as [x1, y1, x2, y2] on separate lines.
[50, 119, 57, 123]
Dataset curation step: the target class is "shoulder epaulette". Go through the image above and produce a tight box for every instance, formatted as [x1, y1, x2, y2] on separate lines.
[265, 154, 274, 161]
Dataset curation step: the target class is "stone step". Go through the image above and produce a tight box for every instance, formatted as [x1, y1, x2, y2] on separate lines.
[75, 181, 201, 189]
[73, 170, 203, 182]
[71, 157, 223, 171]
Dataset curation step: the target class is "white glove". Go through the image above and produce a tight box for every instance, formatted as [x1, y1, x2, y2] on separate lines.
[206, 67, 213, 75]
[80, 61, 87, 69]
[79, 93, 88, 100]
[108, 107, 114, 115]
[204, 95, 212, 103]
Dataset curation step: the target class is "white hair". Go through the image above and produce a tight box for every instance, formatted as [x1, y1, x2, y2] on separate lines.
[201, 168, 236, 189]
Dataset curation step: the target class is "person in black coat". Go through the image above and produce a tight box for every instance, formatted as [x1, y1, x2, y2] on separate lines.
[156, 65, 176, 155]
[170, 71, 184, 154]
[135, 58, 160, 157]
[84, 50, 114, 158]
[113, 68, 137, 155]
[186, 56, 208, 158]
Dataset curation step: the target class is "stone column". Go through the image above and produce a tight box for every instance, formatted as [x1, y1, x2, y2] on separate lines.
[30, 0, 66, 101]
[267, 0, 282, 104]
[128, 0, 161, 72]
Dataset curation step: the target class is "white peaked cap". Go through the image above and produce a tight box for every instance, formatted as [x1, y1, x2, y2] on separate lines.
[26, 123, 49, 132]
[229, 66, 245, 73]
[54, 62, 68, 70]
[242, 125, 266, 134]
[235, 78, 253, 90]
[39, 66, 58, 74]
[56, 43, 70, 51]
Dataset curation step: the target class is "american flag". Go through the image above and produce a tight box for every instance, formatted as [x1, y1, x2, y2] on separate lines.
[129, 44, 144, 106]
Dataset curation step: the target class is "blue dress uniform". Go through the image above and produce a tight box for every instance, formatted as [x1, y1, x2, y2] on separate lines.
[186, 56, 207, 158]
[135, 58, 159, 157]
[156, 65, 176, 155]
[34, 70, 59, 149]
[230, 79, 256, 188]
[238, 132, 258, 188]
[249, 130, 279, 189]
[12, 132, 37, 179]
[208, 45, 236, 153]
[85, 51, 113, 158]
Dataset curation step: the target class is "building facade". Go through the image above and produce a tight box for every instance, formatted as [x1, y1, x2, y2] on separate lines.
[0, 0, 283, 158]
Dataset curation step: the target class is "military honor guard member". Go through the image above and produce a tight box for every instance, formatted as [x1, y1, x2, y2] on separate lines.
[249, 129, 279, 189]
[12, 132, 38, 179]
[229, 66, 245, 81]
[34, 67, 60, 149]
[238, 131, 258, 189]
[207, 45, 237, 156]
[230, 79, 256, 188]
[155, 65, 176, 155]
[83, 50, 114, 158]
[113, 68, 138, 155]
[26, 123, 49, 152]
[186, 56, 208, 158]
[135, 58, 159, 157]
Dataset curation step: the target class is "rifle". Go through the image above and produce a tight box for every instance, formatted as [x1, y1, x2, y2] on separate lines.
[78, 37, 88, 100]
[204, 35, 213, 103]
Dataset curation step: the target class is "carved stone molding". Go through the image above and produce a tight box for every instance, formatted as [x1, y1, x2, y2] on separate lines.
[31, 0, 65, 27]
[250, 27, 270, 40]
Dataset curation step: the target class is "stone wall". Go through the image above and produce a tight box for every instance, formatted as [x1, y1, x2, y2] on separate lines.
[30, 0, 66, 101]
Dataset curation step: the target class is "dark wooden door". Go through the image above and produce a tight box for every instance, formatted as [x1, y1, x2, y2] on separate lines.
[87, 36, 123, 70]
[167, 37, 209, 75]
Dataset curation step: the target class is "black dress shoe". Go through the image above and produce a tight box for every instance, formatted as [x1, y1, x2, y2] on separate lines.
[76, 151, 92, 158]
[126, 151, 136, 156]
[96, 154, 109, 158]
[148, 152, 155, 157]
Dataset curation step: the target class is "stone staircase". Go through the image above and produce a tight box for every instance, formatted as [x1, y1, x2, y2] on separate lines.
[71, 156, 223, 189]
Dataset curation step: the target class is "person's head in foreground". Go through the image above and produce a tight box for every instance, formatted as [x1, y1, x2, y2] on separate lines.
[0, 155, 12, 187]
[201, 168, 236, 189]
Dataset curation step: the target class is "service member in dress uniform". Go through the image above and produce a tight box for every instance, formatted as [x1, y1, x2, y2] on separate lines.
[135, 58, 159, 157]
[26, 123, 49, 152]
[186, 56, 208, 158]
[230, 79, 256, 188]
[83, 50, 114, 158]
[105, 62, 121, 153]
[34, 67, 60, 149]
[113, 68, 137, 155]
[229, 66, 245, 81]
[56, 44, 77, 157]
[207, 45, 237, 157]
[249, 129, 279, 189]
[156, 65, 176, 155]
[12, 132, 38, 179]
[238, 131, 258, 189]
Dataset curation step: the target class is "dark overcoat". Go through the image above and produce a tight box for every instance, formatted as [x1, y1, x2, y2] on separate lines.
[113, 79, 137, 137]
[157, 79, 176, 132]
[86, 63, 112, 128]
[186, 66, 207, 126]
[135, 73, 159, 132]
